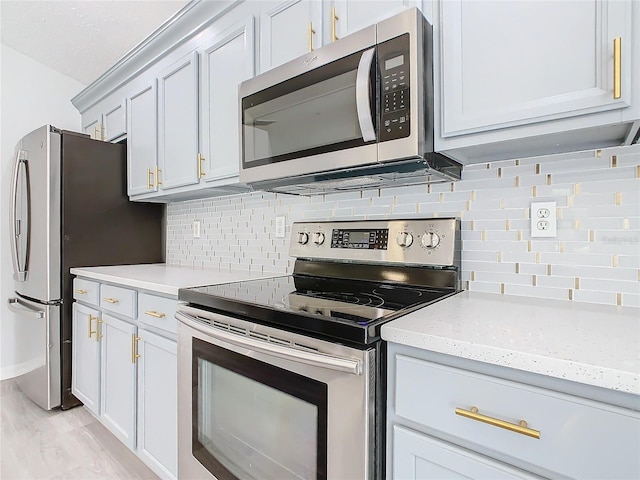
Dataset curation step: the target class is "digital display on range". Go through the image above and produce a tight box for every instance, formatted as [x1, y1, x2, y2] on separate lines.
[331, 229, 388, 250]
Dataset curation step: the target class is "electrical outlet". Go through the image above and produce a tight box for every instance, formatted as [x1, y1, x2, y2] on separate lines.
[275, 216, 286, 238]
[531, 202, 557, 238]
[193, 220, 201, 239]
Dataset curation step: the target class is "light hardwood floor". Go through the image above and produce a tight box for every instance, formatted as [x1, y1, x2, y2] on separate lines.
[0, 379, 159, 479]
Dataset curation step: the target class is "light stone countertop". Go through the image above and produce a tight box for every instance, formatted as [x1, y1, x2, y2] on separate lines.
[381, 291, 640, 395]
[70, 263, 281, 297]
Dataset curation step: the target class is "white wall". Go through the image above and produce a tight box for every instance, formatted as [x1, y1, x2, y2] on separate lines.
[0, 44, 86, 379]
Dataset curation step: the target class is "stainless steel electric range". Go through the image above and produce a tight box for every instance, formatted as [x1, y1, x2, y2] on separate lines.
[176, 218, 460, 480]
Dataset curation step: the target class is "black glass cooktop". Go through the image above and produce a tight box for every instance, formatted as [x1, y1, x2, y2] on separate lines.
[179, 275, 455, 346]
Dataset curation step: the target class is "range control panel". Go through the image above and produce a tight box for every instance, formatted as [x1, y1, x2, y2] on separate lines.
[290, 218, 459, 267]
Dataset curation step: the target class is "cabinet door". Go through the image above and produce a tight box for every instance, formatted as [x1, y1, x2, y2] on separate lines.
[331, 0, 417, 40]
[200, 16, 256, 183]
[392, 425, 536, 479]
[157, 51, 199, 190]
[127, 82, 158, 196]
[71, 303, 101, 415]
[260, 0, 323, 72]
[100, 314, 137, 450]
[440, 0, 633, 137]
[103, 99, 127, 142]
[82, 116, 101, 140]
[137, 329, 177, 480]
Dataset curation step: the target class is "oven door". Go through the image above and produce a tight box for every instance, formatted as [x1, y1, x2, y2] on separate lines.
[239, 25, 379, 185]
[176, 306, 376, 480]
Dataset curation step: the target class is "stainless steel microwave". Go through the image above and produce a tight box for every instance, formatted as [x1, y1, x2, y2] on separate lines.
[239, 8, 461, 195]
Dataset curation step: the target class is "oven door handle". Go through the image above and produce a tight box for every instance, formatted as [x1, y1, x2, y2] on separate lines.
[176, 311, 362, 375]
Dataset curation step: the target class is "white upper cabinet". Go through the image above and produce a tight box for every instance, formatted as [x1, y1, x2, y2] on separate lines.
[157, 51, 200, 190]
[82, 98, 127, 142]
[259, 0, 323, 72]
[436, 0, 639, 162]
[199, 14, 256, 184]
[330, 0, 418, 40]
[126, 82, 158, 196]
[441, 0, 632, 136]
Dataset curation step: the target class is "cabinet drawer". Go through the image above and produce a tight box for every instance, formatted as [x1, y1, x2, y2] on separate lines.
[73, 278, 100, 306]
[100, 284, 137, 319]
[138, 293, 179, 334]
[392, 425, 536, 479]
[394, 355, 640, 479]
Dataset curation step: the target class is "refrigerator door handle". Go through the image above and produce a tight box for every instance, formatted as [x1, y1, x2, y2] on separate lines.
[8, 297, 44, 319]
[10, 150, 29, 282]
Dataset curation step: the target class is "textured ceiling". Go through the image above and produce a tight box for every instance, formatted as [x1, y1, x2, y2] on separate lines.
[1, 0, 189, 85]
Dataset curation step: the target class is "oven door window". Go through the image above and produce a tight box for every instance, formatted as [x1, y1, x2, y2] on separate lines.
[192, 338, 327, 480]
[242, 47, 378, 168]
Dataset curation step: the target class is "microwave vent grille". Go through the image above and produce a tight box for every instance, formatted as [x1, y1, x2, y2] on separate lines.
[253, 155, 461, 196]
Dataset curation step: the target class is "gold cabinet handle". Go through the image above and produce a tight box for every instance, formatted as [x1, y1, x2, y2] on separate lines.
[95, 318, 104, 342]
[197, 153, 206, 178]
[308, 22, 316, 52]
[144, 310, 166, 318]
[131, 334, 141, 363]
[103, 297, 119, 304]
[455, 406, 541, 439]
[155, 166, 162, 187]
[331, 6, 339, 42]
[613, 37, 621, 99]
[88, 314, 97, 338]
[75, 289, 88, 295]
[147, 168, 154, 189]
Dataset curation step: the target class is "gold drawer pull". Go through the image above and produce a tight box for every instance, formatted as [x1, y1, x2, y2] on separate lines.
[103, 297, 119, 304]
[75, 289, 88, 295]
[455, 406, 541, 439]
[144, 310, 166, 318]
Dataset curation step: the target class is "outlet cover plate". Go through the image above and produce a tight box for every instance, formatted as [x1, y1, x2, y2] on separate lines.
[531, 202, 557, 238]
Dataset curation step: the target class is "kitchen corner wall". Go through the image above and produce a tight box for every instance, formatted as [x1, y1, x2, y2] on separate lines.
[1, 44, 85, 379]
[167, 144, 640, 308]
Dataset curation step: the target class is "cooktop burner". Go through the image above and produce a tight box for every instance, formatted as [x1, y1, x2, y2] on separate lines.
[179, 274, 454, 346]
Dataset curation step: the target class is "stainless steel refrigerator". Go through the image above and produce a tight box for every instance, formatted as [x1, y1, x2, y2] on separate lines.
[8, 125, 164, 410]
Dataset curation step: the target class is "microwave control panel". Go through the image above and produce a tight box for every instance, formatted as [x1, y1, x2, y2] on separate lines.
[379, 33, 410, 142]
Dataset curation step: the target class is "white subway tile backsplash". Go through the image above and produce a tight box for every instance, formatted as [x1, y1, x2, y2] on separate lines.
[571, 289, 617, 305]
[166, 144, 640, 307]
[505, 284, 570, 301]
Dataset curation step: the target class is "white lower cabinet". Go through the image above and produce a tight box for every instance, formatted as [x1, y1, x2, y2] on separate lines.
[72, 277, 178, 480]
[101, 314, 137, 450]
[137, 329, 178, 479]
[387, 343, 640, 480]
[71, 303, 101, 415]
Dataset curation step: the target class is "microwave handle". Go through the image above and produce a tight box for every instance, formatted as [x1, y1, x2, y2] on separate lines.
[355, 48, 376, 142]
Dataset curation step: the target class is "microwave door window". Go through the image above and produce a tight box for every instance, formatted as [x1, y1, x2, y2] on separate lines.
[242, 50, 376, 167]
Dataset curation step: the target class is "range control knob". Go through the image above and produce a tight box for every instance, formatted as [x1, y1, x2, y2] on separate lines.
[297, 232, 309, 245]
[313, 232, 325, 245]
[421, 232, 441, 249]
[396, 231, 414, 247]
